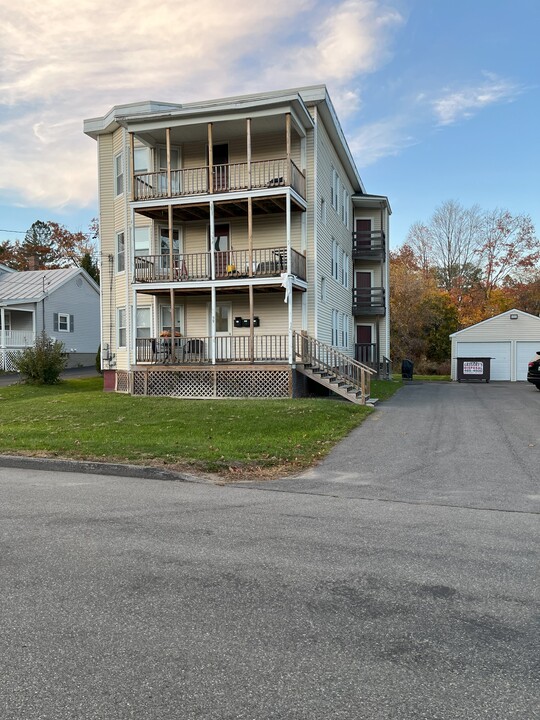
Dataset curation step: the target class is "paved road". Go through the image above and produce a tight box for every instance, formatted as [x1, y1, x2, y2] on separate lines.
[0, 382, 538, 719]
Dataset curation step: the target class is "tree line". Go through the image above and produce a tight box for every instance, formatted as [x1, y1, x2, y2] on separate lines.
[391, 200, 540, 372]
[0, 219, 100, 283]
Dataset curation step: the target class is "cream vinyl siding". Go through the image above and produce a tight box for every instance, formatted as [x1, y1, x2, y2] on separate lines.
[181, 215, 302, 254]
[97, 134, 115, 359]
[314, 116, 354, 353]
[178, 293, 301, 338]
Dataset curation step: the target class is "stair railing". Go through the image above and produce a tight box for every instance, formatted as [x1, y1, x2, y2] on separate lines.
[293, 332, 375, 403]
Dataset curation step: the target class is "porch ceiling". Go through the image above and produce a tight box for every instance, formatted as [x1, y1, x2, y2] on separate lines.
[135, 195, 305, 223]
[135, 285, 306, 297]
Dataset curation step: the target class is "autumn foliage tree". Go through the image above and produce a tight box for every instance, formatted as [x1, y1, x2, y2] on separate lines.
[392, 201, 539, 369]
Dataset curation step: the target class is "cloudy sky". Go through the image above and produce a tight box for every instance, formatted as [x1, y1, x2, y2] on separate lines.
[1, 0, 538, 248]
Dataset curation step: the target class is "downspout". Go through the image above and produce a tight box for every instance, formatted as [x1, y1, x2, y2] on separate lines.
[209, 200, 216, 365]
[124, 128, 132, 368]
[287, 190, 293, 365]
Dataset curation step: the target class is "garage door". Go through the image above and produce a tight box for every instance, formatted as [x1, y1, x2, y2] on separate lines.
[516, 342, 540, 381]
[456, 342, 511, 381]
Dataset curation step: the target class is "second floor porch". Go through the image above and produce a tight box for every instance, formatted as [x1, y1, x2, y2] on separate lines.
[134, 246, 307, 284]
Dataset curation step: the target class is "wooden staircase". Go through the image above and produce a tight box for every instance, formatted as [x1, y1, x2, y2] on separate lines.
[293, 332, 376, 405]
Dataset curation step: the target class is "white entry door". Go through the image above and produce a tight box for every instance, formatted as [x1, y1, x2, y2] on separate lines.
[212, 302, 232, 360]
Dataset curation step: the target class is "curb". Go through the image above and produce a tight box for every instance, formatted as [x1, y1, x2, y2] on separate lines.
[0, 454, 211, 484]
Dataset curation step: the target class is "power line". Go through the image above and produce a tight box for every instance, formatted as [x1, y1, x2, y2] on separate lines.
[0, 228, 26, 234]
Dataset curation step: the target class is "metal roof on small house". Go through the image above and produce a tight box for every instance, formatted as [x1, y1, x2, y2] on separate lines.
[0, 268, 97, 305]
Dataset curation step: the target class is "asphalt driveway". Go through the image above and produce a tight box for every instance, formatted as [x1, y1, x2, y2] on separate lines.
[257, 380, 540, 514]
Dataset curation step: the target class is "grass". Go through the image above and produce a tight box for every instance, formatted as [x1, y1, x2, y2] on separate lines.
[0, 377, 395, 479]
[410, 374, 451, 382]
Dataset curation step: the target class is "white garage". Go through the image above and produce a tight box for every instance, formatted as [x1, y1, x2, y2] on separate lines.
[450, 309, 540, 382]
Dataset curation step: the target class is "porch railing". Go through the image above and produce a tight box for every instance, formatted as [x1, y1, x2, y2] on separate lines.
[133, 247, 306, 283]
[355, 342, 378, 369]
[0, 330, 35, 348]
[135, 334, 288, 365]
[352, 287, 385, 313]
[352, 231, 386, 258]
[294, 332, 374, 402]
[133, 158, 306, 201]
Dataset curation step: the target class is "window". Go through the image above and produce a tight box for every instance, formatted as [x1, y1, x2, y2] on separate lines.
[160, 305, 183, 336]
[321, 277, 327, 302]
[116, 232, 125, 272]
[118, 308, 127, 347]
[343, 190, 349, 227]
[133, 147, 149, 174]
[54, 313, 73, 332]
[0, 310, 11, 332]
[321, 197, 327, 225]
[158, 147, 181, 193]
[341, 313, 350, 348]
[134, 227, 150, 257]
[136, 307, 151, 339]
[332, 309, 338, 346]
[342, 251, 349, 288]
[114, 153, 124, 196]
[331, 239, 339, 281]
[159, 227, 181, 255]
[331, 168, 338, 210]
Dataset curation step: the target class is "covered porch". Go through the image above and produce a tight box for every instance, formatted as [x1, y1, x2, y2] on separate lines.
[0, 307, 35, 371]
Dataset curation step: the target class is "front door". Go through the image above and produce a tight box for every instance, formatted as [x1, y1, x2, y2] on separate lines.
[356, 325, 373, 364]
[212, 302, 232, 360]
[212, 224, 231, 278]
[355, 218, 372, 250]
[212, 143, 229, 191]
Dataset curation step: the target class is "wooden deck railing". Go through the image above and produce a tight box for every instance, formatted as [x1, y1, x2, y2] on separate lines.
[134, 247, 306, 283]
[133, 158, 306, 201]
[136, 334, 289, 365]
[352, 231, 385, 257]
[294, 332, 374, 402]
[352, 287, 386, 313]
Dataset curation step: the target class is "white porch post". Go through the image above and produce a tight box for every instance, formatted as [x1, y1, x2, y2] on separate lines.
[210, 286, 216, 365]
[210, 200, 215, 280]
[286, 191, 293, 365]
[0, 307, 5, 371]
[132, 287, 138, 367]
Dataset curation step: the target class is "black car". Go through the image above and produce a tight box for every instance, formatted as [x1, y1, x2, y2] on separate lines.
[527, 351, 540, 390]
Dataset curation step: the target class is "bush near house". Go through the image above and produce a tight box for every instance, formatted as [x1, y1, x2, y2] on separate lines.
[12, 331, 68, 385]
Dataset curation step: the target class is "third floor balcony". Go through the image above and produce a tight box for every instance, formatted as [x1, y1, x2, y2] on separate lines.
[133, 158, 306, 203]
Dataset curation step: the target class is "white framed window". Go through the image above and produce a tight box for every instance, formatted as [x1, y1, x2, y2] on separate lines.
[321, 276, 327, 302]
[114, 153, 123, 196]
[340, 313, 350, 348]
[158, 147, 181, 193]
[159, 305, 184, 336]
[343, 190, 349, 227]
[159, 227, 181, 255]
[0, 310, 11, 331]
[133, 147, 150, 174]
[342, 251, 349, 288]
[321, 197, 326, 225]
[331, 239, 339, 281]
[117, 307, 127, 348]
[331, 168, 338, 210]
[331, 309, 339, 346]
[134, 226, 150, 257]
[54, 313, 72, 333]
[136, 307, 152, 339]
[116, 231, 125, 273]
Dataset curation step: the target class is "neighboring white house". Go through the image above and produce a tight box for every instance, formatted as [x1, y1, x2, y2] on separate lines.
[0, 267, 101, 371]
[83, 85, 391, 404]
[450, 309, 540, 381]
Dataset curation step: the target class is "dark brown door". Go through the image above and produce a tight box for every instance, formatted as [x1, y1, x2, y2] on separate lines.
[355, 271, 372, 309]
[356, 325, 373, 364]
[212, 144, 229, 191]
[355, 218, 372, 250]
[356, 325, 372, 344]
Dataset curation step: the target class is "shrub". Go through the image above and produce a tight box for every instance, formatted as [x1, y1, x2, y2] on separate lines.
[12, 331, 68, 384]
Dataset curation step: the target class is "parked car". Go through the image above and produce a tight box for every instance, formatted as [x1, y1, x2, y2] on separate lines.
[527, 351, 540, 390]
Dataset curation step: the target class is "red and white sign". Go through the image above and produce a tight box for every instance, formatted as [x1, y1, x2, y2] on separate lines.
[463, 361, 484, 375]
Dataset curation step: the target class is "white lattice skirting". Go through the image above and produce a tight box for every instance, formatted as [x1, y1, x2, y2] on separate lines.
[116, 367, 292, 399]
[1, 350, 22, 372]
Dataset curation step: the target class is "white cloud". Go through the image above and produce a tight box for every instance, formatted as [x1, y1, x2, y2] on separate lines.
[432, 74, 522, 126]
[0, 0, 403, 209]
[348, 116, 417, 167]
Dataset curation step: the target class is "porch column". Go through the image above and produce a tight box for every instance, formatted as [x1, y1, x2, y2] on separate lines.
[287, 191, 293, 365]
[210, 200, 216, 281]
[246, 118, 252, 190]
[210, 286, 216, 365]
[285, 113, 291, 185]
[169, 287, 176, 363]
[0, 307, 5, 350]
[132, 287, 138, 367]
[207, 123, 214, 194]
[129, 132, 135, 201]
[248, 196, 254, 361]
[168, 203, 174, 282]
[166, 127, 172, 197]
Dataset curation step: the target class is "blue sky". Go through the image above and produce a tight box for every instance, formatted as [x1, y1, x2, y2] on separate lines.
[1, 0, 538, 250]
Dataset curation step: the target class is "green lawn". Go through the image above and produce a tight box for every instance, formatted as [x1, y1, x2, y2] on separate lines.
[0, 377, 398, 478]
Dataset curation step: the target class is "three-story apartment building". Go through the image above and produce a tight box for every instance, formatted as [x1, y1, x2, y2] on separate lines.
[84, 85, 390, 404]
